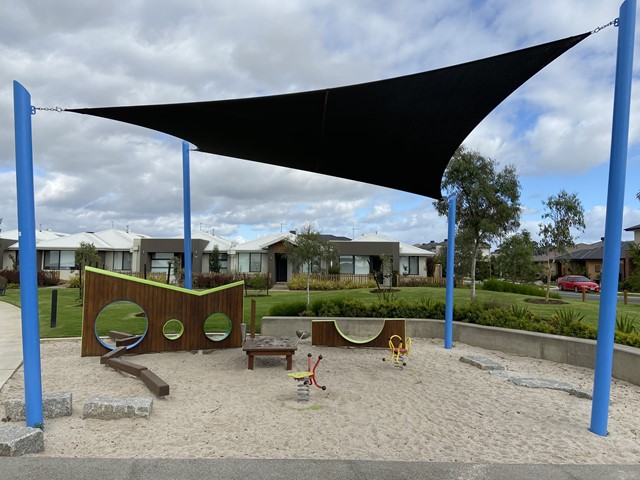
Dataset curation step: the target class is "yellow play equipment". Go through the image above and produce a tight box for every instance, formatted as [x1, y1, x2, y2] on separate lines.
[382, 335, 412, 368]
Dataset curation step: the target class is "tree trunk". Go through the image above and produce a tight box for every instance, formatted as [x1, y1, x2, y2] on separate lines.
[470, 248, 478, 301]
[545, 259, 551, 301]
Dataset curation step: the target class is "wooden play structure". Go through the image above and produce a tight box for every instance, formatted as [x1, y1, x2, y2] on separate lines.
[311, 318, 406, 348]
[100, 345, 169, 397]
[81, 266, 244, 356]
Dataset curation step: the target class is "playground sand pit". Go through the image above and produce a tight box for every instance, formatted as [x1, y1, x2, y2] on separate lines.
[2, 337, 640, 464]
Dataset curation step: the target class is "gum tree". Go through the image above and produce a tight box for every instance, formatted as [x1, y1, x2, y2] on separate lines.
[282, 223, 338, 306]
[434, 145, 521, 300]
[538, 190, 585, 301]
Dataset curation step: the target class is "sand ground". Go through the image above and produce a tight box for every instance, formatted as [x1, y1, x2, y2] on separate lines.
[1, 337, 640, 464]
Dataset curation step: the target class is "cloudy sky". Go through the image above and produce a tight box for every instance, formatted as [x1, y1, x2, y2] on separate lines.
[1, 0, 639, 248]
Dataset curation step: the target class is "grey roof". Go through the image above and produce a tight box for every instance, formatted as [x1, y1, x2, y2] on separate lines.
[556, 241, 632, 261]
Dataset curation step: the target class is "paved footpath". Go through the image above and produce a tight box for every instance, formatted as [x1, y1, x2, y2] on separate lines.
[0, 300, 22, 390]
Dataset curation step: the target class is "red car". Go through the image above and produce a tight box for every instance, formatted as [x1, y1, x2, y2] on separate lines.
[556, 275, 601, 293]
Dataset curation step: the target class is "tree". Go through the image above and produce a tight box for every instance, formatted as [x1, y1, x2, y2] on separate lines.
[434, 145, 521, 300]
[496, 230, 540, 283]
[209, 245, 222, 273]
[75, 242, 100, 270]
[282, 223, 338, 306]
[75, 242, 100, 301]
[538, 190, 585, 301]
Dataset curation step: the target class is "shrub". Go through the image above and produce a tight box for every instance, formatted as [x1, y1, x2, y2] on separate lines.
[269, 296, 640, 349]
[616, 313, 637, 334]
[269, 301, 307, 317]
[67, 274, 81, 288]
[482, 278, 561, 299]
[37, 270, 60, 287]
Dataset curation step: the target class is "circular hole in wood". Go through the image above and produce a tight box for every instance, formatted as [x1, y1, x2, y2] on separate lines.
[94, 301, 148, 350]
[203, 312, 232, 342]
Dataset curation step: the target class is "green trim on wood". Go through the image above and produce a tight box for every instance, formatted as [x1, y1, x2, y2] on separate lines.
[84, 266, 244, 295]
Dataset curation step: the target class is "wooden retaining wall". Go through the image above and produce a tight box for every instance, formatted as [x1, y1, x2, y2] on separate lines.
[311, 319, 405, 348]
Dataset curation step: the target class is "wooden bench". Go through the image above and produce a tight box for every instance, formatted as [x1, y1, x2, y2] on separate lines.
[242, 337, 297, 370]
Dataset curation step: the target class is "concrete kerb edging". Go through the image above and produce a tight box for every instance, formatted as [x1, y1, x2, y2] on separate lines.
[260, 317, 640, 387]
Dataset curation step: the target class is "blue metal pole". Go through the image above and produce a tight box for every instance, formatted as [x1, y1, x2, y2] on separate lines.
[13, 80, 43, 428]
[182, 141, 192, 289]
[590, 0, 636, 437]
[444, 195, 456, 349]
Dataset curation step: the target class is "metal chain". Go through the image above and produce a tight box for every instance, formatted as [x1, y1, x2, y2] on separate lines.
[592, 18, 619, 34]
[32, 106, 64, 113]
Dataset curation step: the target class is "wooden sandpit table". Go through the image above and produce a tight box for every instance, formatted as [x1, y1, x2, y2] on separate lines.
[242, 336, 298, 370]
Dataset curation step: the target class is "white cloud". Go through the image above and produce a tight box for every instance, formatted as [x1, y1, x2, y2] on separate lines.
[1, 0, 638, 249]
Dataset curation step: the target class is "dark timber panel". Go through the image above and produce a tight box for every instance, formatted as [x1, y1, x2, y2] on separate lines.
[81, 267, 244, 356]
[311, 319, 405, 348]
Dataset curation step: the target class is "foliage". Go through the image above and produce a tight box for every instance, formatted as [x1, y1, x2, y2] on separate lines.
[616, 313, 637, 334]
[268, 300, 308, 317]
[282, 223, 339, 306]
[243, 273, 273, 294]
[67, 274, 81, 288]
[169, 256, 183, 286]
[0, 268, 60, 286]
[550, 308, 585, 335]
[434, 145, 521, 301]
[482, 278, 560, 299]
[287, 275, 376, 290]
[192, 272, 244, 289]
[538, 190, 585, 300]
[4, 285, 640, 349]
[209, 245, 222, 273]
[623, 242, 640, 292]
[75, 242, 100, 269]
[495, 231, 540, 283]
[9, 253, 18, 271]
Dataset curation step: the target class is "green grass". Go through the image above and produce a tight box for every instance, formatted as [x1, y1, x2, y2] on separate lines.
[2, 285, 640, 339]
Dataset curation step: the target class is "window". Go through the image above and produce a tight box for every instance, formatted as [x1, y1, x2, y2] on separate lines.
[238, 253, 262, 273]
[301, 260, 322, 274]
[400, 256, 419, 275]
[219, 253, 228, 272]
[43, 250, 76, 270]
[113, 251, 132, 271]
[151, 252, 175, 273]
[339, 255, 370, 274]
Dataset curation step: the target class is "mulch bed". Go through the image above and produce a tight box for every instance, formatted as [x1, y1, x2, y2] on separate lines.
[524, 298, 568, 305]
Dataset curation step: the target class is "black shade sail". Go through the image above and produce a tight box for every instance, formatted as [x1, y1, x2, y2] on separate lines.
[67, 32, 590, 200]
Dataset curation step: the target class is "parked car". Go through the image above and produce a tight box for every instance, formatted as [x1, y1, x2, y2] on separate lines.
[556, 275, 601, 293]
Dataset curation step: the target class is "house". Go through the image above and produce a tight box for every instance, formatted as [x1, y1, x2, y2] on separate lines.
[533, 239, 636, 283]
[4, 229, 149, 281]
[339, 233, 434, 279]
[415, 239, 491, 258]
[1, 227, 435, 286]
[625, 223, 640, 243]
[1, 228, 68, 270]
[130, 231, 234, 278]
[226, 231, 435, 285]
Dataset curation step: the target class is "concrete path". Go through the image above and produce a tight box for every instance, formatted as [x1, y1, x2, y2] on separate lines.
[0, 300, 22, 391]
